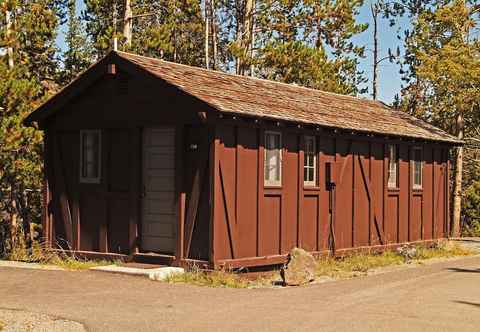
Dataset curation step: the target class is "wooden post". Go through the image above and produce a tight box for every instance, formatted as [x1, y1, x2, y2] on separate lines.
[209, 126, 219, 267]
[129, 127, 141, 254]
[175, 125, 185, 264]
[177, 193, 186, 263]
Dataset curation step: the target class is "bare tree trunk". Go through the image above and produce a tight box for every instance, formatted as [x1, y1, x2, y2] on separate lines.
[9, 186, 18, 249]
[237, 0, 255, 75]
[235, 0, 241, 74]
[371, 3, 379, 100]
[210, 0, 218, 69]
[244, 0, 254, 75]
[173, 2, 178, 62]
[123, 0, 132, 49]
[205, 0, 210, 69]
[249, 3, 255, 76]
[6, 9, 14, 69]
[452, 111, 464, 237]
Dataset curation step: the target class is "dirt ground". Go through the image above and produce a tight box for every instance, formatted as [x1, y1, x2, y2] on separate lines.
[1, 255, 480, 332]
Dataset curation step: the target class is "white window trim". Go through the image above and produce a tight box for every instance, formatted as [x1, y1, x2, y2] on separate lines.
[412, 147, 423, 190]
[387, 144, 398, 189]
[304, 135, 317, 186]
[79, 130, 102, 184]
[264, 131, 282, 187]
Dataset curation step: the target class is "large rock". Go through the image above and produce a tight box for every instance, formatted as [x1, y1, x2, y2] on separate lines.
[281, 248, 316, 286]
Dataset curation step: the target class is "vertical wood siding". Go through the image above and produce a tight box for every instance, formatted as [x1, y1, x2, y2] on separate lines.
[52, 129, 132, 254]
[213, 123, 452, 262]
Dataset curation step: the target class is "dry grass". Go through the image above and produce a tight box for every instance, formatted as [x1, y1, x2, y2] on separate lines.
[165, 266, 277, 288]
[164, 241, 475, 288]
[412, 241, 473, 260]
[316, 241, 475, 279]
[46, 255, 117, 271]
[316, 251, 405, 279]
[4, 240, 118, 271]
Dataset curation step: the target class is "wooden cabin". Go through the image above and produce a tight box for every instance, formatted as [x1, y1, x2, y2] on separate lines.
[25, 51, 461, 268]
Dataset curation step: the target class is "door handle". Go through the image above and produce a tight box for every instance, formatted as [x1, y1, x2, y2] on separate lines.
[141, 185, 146, 198]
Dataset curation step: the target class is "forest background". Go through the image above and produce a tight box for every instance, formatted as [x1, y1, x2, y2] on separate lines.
[0, 0, 479, 253]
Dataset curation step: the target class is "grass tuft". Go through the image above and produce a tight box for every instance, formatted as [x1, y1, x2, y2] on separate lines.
[4, 240, 118, 270]
[165, 265, 276, 288]
[316, 250, 405, 279]
[316, 241, 475, 279]
[164, 241, 475, 287]
[412, 241, 473, 260]
[46, 255, 118, 270]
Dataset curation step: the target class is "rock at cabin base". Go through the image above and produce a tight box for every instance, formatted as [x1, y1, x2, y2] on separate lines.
[281, 248, 316, 286]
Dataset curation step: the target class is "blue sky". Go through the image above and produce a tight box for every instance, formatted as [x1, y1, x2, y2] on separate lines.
[57, 0, 408, 104]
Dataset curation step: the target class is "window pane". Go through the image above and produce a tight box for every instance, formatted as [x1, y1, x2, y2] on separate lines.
[388, 144, 398, 188]
[413, 149, 422, 188]
[264, 132, 281, 184]
[81, 131, 100, 182]
[304, 136, 316, 185]
[308, 168, 314, 182]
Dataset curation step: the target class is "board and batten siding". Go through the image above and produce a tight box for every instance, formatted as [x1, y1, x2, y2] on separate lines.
[212, 123, 450, 267]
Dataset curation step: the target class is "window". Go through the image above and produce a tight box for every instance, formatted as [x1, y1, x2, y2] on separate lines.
[80, 130, 101, 183]
[412, 147, 423, 189]
[264, 131, 282, 186]
[304, 136, 317, 186]
[387, 144, 398, 189]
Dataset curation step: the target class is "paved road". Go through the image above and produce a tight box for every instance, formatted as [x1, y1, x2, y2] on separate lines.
[1, 257, 480, 332]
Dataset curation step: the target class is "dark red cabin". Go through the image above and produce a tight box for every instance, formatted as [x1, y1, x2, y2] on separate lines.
[25, 51, 461, 268]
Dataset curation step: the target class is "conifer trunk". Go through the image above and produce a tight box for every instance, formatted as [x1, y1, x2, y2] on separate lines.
[210, 0, 217, 69]
[452, 111, 464, 237]
[123, 0, 132, 48]
[6, 9, 14, 69]
[205, 0, 210, 69]
[371, 3, 378, 100]
[243, 0, 255, 75]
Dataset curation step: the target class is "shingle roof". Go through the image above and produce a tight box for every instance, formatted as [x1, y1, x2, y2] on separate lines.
[117, 51, 460, 144]
[26, 50, 460, 144]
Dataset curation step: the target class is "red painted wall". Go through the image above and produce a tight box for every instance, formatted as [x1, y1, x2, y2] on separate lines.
[212, 123, 451, 263]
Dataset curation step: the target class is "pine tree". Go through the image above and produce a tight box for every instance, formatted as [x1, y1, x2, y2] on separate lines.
[130, 0, 204, 65]
[253, 0, 368, 94]
[83, 0, 204, 66]
[0, 0, 63, 252]
[394, 0, 480, 236]
[83, 0, 123, 56]
[62, 0, 94, 84]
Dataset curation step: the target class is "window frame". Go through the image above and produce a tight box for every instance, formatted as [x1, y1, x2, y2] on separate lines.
[303, 135, 317, 187]
[79, 129, 102, 184]
[412, 147, 423, 190]
[264, 131, 282, 187]
[387, 144, 399, 189]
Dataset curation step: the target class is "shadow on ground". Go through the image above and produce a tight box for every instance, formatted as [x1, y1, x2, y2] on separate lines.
[447, 267, 480, 273]
[453, 300, 480, 308]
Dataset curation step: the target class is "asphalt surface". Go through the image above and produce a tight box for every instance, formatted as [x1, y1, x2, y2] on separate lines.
[1, 257, 480, 332]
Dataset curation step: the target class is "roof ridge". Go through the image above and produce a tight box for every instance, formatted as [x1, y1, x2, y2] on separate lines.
[115, 50, 388, 109]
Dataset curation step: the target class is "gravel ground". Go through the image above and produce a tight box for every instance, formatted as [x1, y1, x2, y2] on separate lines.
[1, 256, 480, 331]
[0, 309, 85, 332]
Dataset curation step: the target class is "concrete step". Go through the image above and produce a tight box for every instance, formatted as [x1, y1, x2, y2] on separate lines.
[90, 265, 184, 281]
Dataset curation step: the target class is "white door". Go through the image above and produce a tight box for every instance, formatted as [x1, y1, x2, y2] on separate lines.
[141, 127, 176, 253]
